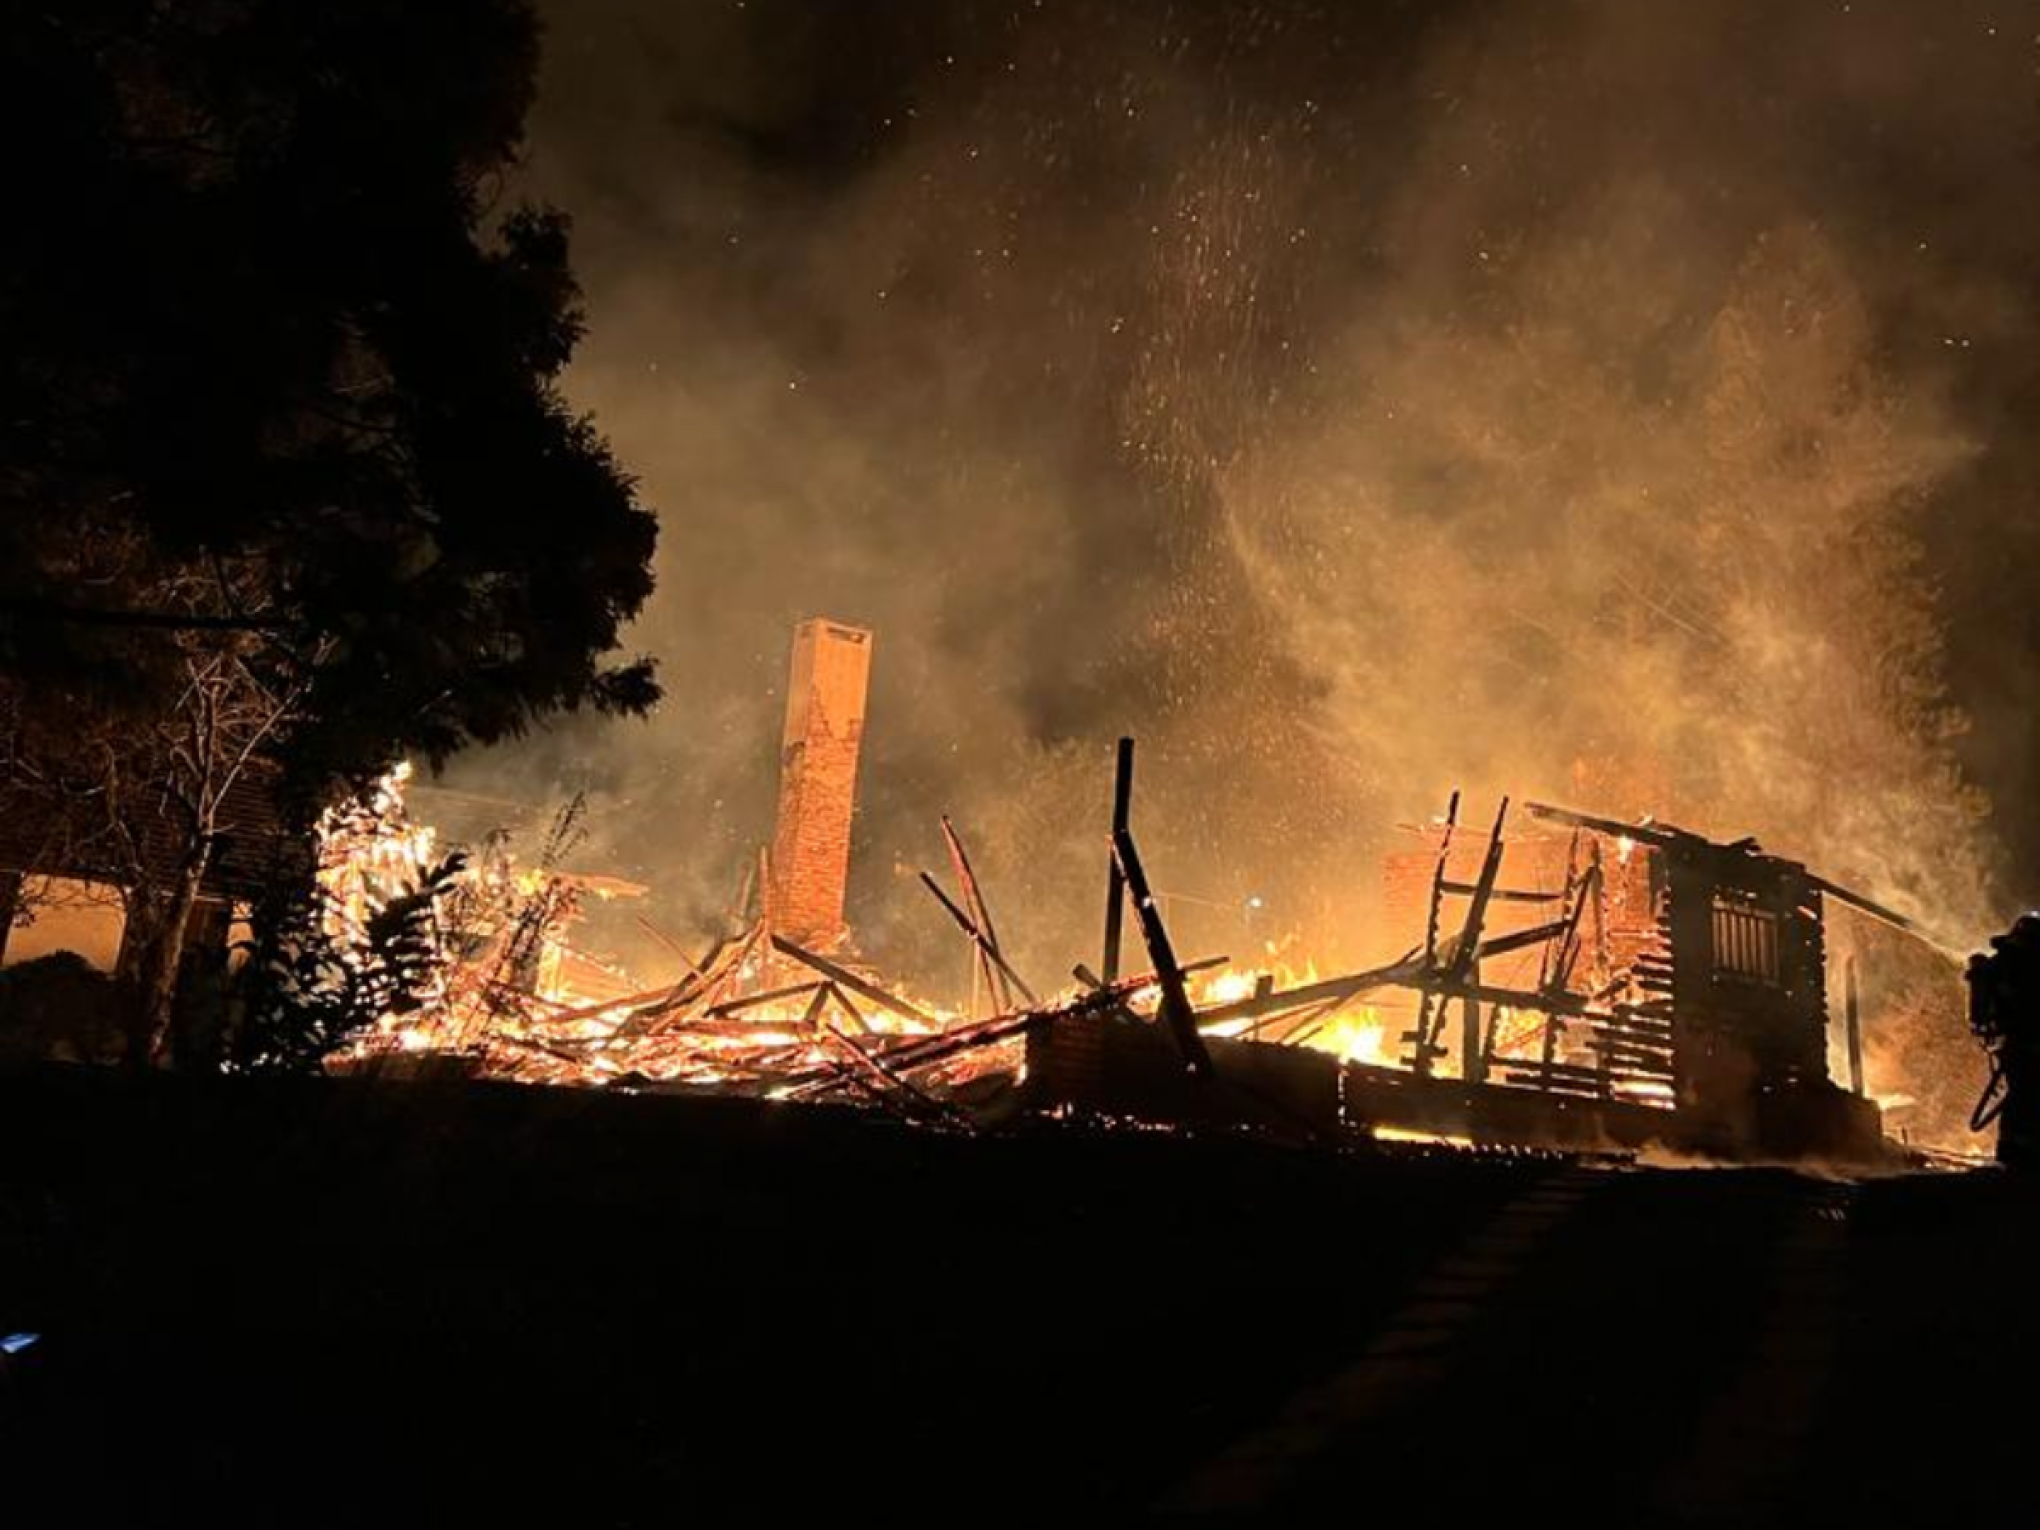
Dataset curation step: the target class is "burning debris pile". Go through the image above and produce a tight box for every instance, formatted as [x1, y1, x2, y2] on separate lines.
[312, 765, 931, 1091]
[326, 623, 979, 1098]
[321, 620, 1971, 1168]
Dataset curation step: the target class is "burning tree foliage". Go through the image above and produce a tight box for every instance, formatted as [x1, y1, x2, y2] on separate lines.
[233, 768, 627, 1073]
[232, 767, 461, 1074]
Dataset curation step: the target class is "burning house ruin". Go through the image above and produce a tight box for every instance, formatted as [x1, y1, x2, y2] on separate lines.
[1027, 770, 1893, 1164]
[337, 618, 1944, 1168]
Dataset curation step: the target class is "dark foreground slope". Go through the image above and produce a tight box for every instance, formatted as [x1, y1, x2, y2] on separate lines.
[0, 1066, 2028, 1523]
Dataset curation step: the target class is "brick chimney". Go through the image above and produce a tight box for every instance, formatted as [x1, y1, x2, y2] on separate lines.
[766, 619, 873, 951]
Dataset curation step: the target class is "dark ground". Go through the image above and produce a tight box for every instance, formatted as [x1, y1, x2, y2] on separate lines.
[0, 1065, 2029, 1524]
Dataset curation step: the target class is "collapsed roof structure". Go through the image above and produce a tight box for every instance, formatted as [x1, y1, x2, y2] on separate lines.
[1024, 751, 1897, 1164]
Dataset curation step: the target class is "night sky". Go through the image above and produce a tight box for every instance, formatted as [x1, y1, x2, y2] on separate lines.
[445, 0, 2040, 981]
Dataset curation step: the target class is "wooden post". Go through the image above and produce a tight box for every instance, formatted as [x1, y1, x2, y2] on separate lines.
[1111, 825, 1212, 1077]
[1462, 969, 1484, 1085]
[1407, 791, 1460, 1076]
[1845, 955, 1865, 1096]
[942, 816, 1016, 1012]
[1102, 737, 1134, 983]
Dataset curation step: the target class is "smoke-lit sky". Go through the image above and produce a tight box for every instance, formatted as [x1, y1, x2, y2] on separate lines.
[442, 0, 2040, 987]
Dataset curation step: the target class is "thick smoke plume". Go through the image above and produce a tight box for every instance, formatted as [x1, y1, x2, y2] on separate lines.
[441, 0, 2040, 1066]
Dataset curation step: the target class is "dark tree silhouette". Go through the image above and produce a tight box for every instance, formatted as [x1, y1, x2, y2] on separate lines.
[0, 1, 660, 1059]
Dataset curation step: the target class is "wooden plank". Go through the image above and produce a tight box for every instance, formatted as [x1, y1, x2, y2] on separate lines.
[528, 983, 692, 1030]
[1438, 882, 1565, 904]
[825, 983, 874, 1039]
[1474, 918, 1574, 962]
[942, 814, 1032, 1009]
[1586, 1045, 1674, 1067]
[1523, 801, 1678, 849]
[1584, 1045, 1674, 1070]
[1500, 1059, 1668, 1087]
[1589, 1033, 1673, 1055]
[769, 935, 935, 1027]
[705, 980, 825, 1019]
[1410, 977, 1602, 1020]
[814, 1002, 966, 1124]
[778, 999, 1069, 1100]
[917, 867, 1039, 1008]
[692, 922, 767, 1017]
[1590, 1015, 1674, 1036]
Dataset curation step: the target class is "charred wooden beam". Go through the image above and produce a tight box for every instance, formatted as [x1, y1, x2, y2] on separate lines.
[705, 980, 825, 1019]
[1472, 917, 1575, 963]
[941, 815, 1032, 1009]
[1438, 882, 1565, 904]
[1408, 791, 1461, 1076]
[1499, 1058, 1674, 1089]
[1523, 800, 1679, 849]
[1582, 1039, 1676, 1067]
[1429, 798, 1509, 1082]
[826, 983, 873, 1038]
[1193, 957, 1421, 1028]
[1443, 798, 1511, 987]
[918, 866, 1040, 1007]
[1532, 797, 1950, 952]
[1111, 825, 1214, 1078]
[1462, 983, 1485, 1086]
[1809, 873, 1942, 948]
[1102, 737, 1135, 983]
[633, 915, 708, 982]
[688, 921, 769, 1018]
[1594, 1012, 1674, 1036]
[1543, 839, 1593, 997]
[527, 983, 691, 1031]
[814, 999, 969, 1125]
[781, 976, 1155, 1098]
[1410, 977, 1604, 1020]
[768, 934, 936, 1028]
